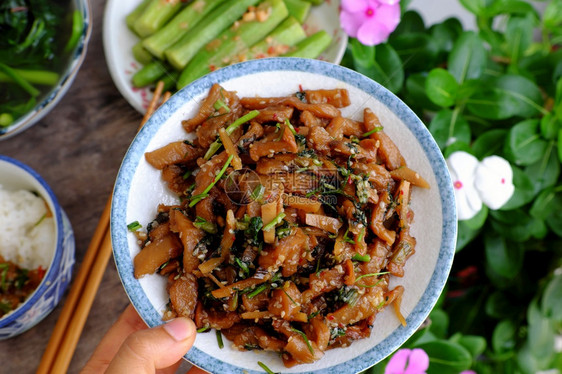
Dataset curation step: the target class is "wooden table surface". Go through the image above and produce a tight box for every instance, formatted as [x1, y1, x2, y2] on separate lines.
[0, 1, 184, 372]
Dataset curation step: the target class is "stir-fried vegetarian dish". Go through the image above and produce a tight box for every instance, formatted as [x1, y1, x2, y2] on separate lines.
[132, 84, 430, 367]
[0, 255, 45, 317]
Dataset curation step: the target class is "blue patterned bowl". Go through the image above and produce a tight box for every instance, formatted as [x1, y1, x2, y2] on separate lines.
[0, 156, 75, 340]
[0, 0, 92, 140]
[111, 58, 457, 374]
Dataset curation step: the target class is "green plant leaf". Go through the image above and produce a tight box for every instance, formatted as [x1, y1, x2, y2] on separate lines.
[504, 119, 548, 166]
[456, 220, 481, 252]
[464, 205, 488, 230]
[391, 10, 426, 37]
[524, 143, 560, 195]
[490, 209, 546, 241]
[456, 335, 487, 359]
[428, 109, 471, 150]
[390, 33, 439, 72]
[543, 0, 562, 32]
[486, 0, 539, 18]
[472, 129, 508, 159]
[484, 232, 523, 278]
[559, 129, 562, 164]
[540, 112, 561, 140]
[429, 17, 463, 58]
[448, 31, 487, 83]
[542, 274, 562, 322]
[542, 189, 562, 236]
[458, 0, 487, 15]
[505, 14, 535, 66]
[494, 75, 545, 117]
[485, 291, 517, 319]
[405, 73, 441, 112]
[429, 309, 449, 339]
[350, 38, 375, 73]
[417, 340, 472, 374]
[492, 319, 517, 353]
[426, 68, 459, 107]
[444, 141, 472, 158]
[467, 75, 545, 119]
[527, 299, 555, 360]
[530, 187, 561, 219]
[367, 43, 404, 94]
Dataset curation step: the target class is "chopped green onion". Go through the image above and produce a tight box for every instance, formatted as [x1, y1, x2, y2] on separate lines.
[262, 212, 286, 232]
[213, 98, 230, 113]
[355, 271, 389, 282]
[127, 221, 142, 232]
[352, 254, 371, 262]
[284, 119, 297, 135]
[197, 326, 210, 333]
[0, 301, 11, 313]
[204, 138, 223, 160]
[157, 260, 170, 272]
[282, 289, 297, 305]
[194, 216, 218, 234]
[182, 170, 192, 180]
[343, 228, 355, 244]
[362, 127, 383, 137]
[258, 361, 277, 374]
[216, 330, 224, 349]
[248, 284, 268, 298]
[251, 183, 265, 202]
[205, 110, 260, 159]
[0, 263, 8, 291]
[357, 280, 384, 288]
[235, 257, 249, 276]
[189, 155, 234, 207]
[290, 327, 314, 355]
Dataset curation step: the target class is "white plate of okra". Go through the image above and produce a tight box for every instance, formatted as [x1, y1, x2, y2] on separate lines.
[103, 0, 348, 114]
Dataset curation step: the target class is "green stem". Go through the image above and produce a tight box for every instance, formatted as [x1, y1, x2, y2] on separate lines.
[204, 110, 260, 159]
[189, 154, 234, 207]
[0, 69, 59, 86]
[0, 63, 39, 97]
[64, 10, 83, 52]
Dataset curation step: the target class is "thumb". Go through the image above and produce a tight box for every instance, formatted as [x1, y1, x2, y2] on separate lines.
[106, 317, 196, 374]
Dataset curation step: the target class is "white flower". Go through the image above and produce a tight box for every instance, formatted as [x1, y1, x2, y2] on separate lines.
[447, 151, 482, 220]
[446, 152, 515, 221]
[474, 155, 515, 210]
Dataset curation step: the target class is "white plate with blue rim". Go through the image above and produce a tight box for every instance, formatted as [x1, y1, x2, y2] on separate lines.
[103, 0, 348, 114]
[111, 57, 457, 374]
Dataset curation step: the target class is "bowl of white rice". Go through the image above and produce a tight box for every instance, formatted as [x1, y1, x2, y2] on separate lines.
[0, 155, 75, 339]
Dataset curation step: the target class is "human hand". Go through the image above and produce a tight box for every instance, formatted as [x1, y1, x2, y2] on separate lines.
[81, 304, 207, 374]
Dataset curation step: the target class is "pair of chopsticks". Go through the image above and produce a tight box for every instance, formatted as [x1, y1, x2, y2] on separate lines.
[37, 82, 171, 374]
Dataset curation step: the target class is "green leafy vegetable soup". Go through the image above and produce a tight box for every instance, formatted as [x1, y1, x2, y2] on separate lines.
[0, 0, 82, 130]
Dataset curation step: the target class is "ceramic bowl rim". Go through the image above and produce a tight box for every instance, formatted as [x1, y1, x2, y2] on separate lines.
[111, 57, 457, 374]
[0, 155, 65, 326]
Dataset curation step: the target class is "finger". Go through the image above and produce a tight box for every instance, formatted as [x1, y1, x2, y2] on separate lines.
[186, 366, 211, 374]
[106, 317, 196, 374]
[81, 305, 148, 373]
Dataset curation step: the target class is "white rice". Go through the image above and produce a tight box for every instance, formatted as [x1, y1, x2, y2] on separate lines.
[0, 184, 55, 269]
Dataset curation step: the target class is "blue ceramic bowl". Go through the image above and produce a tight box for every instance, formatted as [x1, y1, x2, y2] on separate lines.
[111, 58, 457, 374]
[0, 156, 75, 339]
[0, 0, 92, 140]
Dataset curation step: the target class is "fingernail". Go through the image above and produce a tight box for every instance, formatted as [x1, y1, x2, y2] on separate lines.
[163, 318, 194, 342]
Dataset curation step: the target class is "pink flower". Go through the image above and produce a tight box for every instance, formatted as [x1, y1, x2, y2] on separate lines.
[384, 348, 429, 374]
[340, 0, 401, 46]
